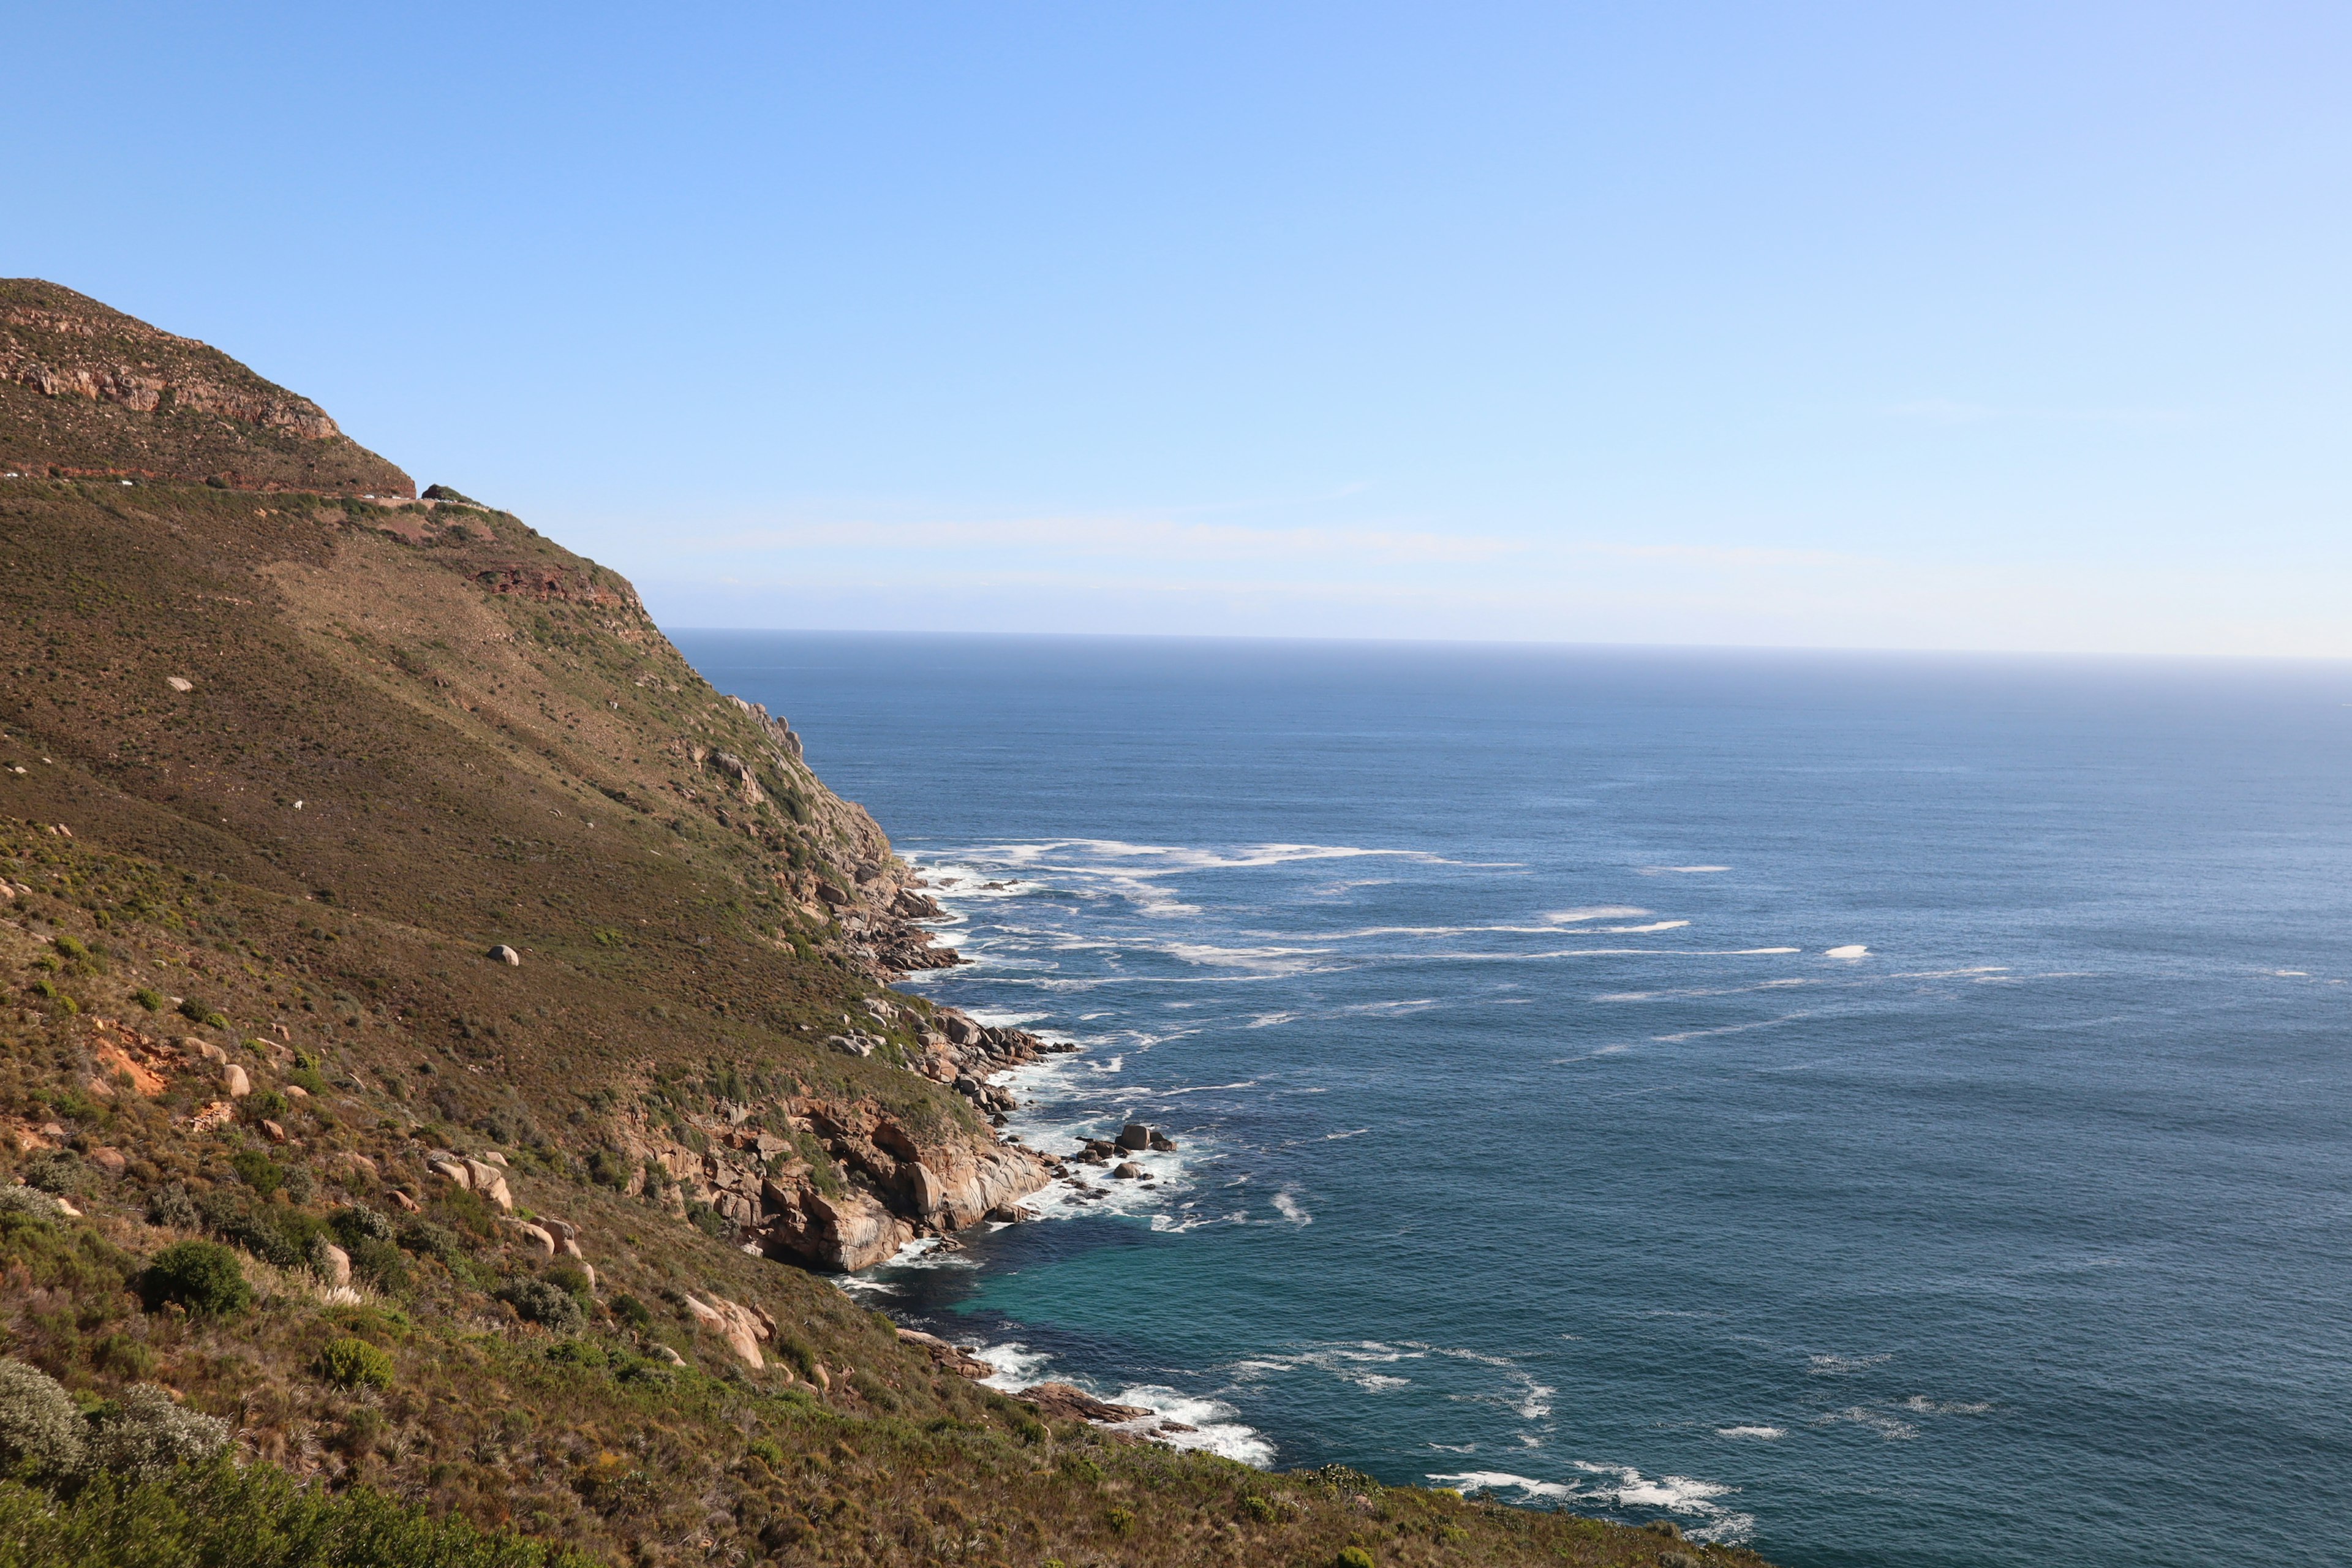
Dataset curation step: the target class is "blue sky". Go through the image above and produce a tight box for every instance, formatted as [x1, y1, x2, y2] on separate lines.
[12, 3, 2351, 653]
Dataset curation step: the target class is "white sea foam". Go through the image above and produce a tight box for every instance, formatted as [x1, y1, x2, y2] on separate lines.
[1716, 1425, 1784, 1439]
[1807, 1352, 1894, 1376]
[1271, 1190, 1313, 1226]
[1547, 906, 1653, 922]
[1434, 1466, 1752, 1542]
[1637, 864, 1731, 875]
[1814, 1405, 1919, 1440]
[1429, 1470, 1578, 1502]
[1823, 944, 1869, 958]
[1653, 1011, 1812, 1044]
[1102, 1385, 1278, 1464]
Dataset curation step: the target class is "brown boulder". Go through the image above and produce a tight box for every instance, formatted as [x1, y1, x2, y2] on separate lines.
[1020, 1382, 1153, 1425]
[895, 1328, 998, 1380]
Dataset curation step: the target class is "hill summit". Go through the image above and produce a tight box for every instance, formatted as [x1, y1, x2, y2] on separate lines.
[0, 279, 412, 495]
[0, 286, 1755, 1568]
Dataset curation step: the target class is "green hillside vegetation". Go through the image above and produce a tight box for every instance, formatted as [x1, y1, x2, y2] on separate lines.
[0, 284, 1766, 1568]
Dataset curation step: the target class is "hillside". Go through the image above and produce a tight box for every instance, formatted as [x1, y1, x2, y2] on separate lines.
[0, 286, 1762, 1568]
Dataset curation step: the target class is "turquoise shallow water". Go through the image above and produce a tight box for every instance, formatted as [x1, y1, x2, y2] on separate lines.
[675, 631, 2352, 1568]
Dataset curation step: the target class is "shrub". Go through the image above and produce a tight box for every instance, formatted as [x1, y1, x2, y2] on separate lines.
[217, 1208, 315, 1270]
[1241, 1494, 1281, 1525]
[609, 1293, 653, 1330]
[132, 988, 164, 1011]
[21, 1152, 81, 1196]
[85, 1385, 230, 1482]
[398, 1219, 464, 1262]
[51, 936, 88, 961]
[1334, 1550, 1376, 1568]
[0, 1457, 599, 1565]
[89, 1333, 154, 1381]
[614, 1357, 674, 1390]
[0, 1185, 64, 1227]
[247, 1088, 289, 1120]
[332, 1406, 383, 1457]
[545, 1339, 608, 1370]
[543, 1264, 594, 1306]
[345, 1238, 409, 1292]
[0, 1357, 85, 1479]
[228, 1149, 282, 1197]
[140, 1241, 251, 1317]
[143, 1184, 200, 1230]
[328, 1205, 394, 1246]
[584, 1149, 631, 1189]
[495, 1278, 585, 1333]
[316, 1336, 394, 1390]
[1104, 1506, 1135, 1537]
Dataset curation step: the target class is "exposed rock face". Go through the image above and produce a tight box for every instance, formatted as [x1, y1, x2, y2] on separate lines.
[684, 1292, 771, 1369]
[605, 1011, 1076, 1273]
[895, 1328, 997, 1380]
[1020, 1382, 1154, 1425]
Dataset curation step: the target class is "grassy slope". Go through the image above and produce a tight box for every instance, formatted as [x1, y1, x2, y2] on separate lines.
[0, 464, 1766, 1565]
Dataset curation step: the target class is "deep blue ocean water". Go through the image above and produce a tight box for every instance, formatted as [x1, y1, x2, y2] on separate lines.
[674, 631, 2352, 1568]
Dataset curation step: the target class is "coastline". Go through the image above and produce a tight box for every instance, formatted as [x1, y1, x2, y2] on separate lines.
[842, 857, 1268, 1457]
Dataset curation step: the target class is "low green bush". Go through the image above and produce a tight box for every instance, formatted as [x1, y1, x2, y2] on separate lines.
[228, 1150, 282, 1197]
[316, 1337, 394, 1390]
[494, 1278, 585, 1333]
[142, 1184, 200, 1230]
[139, 1240, 251, 1317]
[0, 1457, 595, 1566]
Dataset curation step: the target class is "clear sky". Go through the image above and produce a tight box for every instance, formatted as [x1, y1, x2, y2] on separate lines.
[12, 3, 2351, 654]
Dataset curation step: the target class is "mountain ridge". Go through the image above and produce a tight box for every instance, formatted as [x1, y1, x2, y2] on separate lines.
[0, 283, 1758, 1568]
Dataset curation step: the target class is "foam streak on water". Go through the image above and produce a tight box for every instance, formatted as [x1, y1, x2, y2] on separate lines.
[679, 631, 2352, 1568]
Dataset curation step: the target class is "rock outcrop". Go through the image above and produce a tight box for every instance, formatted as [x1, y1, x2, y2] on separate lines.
[601, 1009, 1077, 1272]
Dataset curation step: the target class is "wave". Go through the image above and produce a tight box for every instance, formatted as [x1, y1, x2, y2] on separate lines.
[1431, 1465, 1753, 1543]
[1813, 1405, 1919, 1440]
[1546, 906, 1653, 922]
[1651, 1011, 1812, 1044]
[966, 1343, 1276, 1465]
[1636, 865, 1731, 875]
[1716, 1425, 1784, 1439]
[1429, 1469, 1578, 1502]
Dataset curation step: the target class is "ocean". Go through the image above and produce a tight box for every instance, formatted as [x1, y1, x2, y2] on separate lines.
[673, 631, 2352, 1568]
